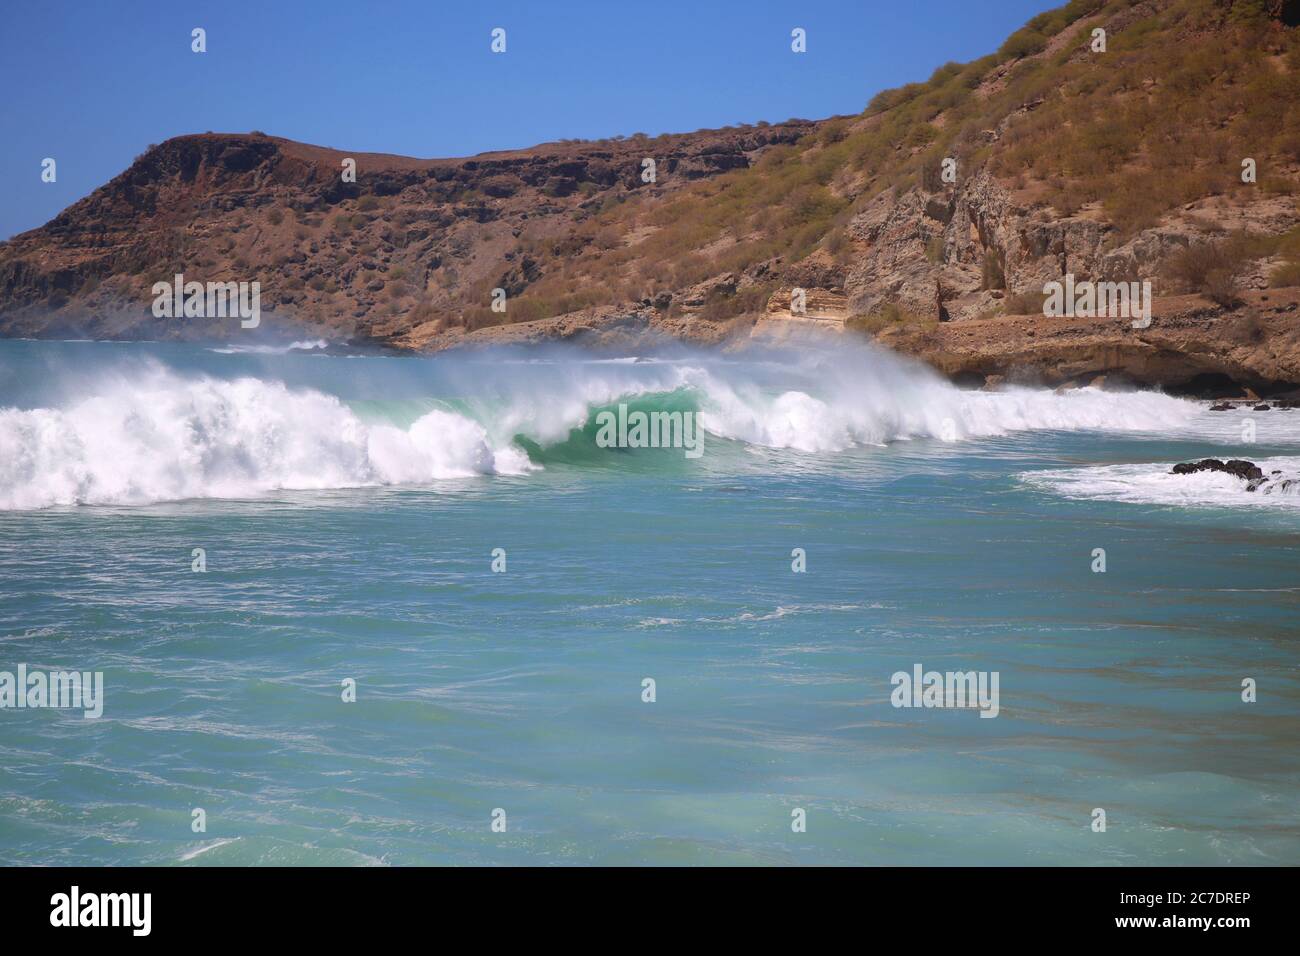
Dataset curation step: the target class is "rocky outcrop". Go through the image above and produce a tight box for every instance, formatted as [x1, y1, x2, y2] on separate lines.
[844, 168, 1298, 326]
[1171, 457, 1300, 493]
[762, 287, 847, 328]
[1172, 458, 1265, 481]
[876, 287, 1300, 395]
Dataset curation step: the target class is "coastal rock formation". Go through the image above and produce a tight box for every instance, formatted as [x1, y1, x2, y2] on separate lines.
[1171, 459, 1265, 481]
[761, 287, 848, 330]
[877, 288, 1300, 395]
[1170, 458, 1300, 493]
[1, 0, 1297, 396]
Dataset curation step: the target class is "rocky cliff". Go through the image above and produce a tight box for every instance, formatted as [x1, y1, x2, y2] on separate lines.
[0, 123, 811, 343]
[2, 0, 1299, 394]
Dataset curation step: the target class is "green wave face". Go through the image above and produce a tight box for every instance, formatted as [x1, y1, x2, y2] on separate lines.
[515, 389, 710, 470]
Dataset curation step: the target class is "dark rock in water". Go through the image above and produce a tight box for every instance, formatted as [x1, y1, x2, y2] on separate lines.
[1253, 403, 1271, 411]
[1172, 459, 1300, 496]
[1208, 402, 1235, 411]
[1171, 458, 1265, 481]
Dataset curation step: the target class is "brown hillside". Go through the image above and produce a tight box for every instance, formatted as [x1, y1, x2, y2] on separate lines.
[1, 0, 1299, 391]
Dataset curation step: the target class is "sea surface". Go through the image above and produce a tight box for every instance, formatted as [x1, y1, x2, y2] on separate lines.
[1, 336, 1297, 865]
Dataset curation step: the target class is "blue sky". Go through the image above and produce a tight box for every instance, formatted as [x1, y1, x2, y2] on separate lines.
[0, 0, 1057, 239]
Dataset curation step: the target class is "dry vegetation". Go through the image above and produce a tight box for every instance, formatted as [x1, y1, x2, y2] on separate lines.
[488, 0, 1299, 326]
[3, 0, 1296, 342]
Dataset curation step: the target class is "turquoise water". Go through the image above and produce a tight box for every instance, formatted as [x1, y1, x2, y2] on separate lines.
[1, 338, 1298, 865]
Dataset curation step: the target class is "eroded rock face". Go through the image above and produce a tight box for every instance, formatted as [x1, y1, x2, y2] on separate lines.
[876, 287, 1300, 396]
[764, 287, 848, 324]
[844, 170, 1296, 327]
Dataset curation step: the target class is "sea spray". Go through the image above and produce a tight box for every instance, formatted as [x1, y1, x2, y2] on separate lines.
[0, 337, 1204, 509]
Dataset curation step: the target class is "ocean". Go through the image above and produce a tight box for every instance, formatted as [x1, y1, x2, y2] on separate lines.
[1, 336, 1297, 865]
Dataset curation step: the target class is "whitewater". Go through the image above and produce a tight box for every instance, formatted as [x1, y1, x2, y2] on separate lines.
[0, 337, 1212, 509]
[4, 336, 1300, 866]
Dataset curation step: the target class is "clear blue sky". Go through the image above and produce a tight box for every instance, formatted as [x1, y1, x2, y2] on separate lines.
[0, 0, 1057, 240]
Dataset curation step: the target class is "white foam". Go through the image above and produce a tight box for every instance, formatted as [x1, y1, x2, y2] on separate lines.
[0, 368, 530, 509]
[207, 339, 331, 355]
[468, 344, 1203, 454]
[0, 338, 1227, 509]
[694, 374, 1200, 453]
[179, 838, 240, 861]
[1023, 457, 1300, 509]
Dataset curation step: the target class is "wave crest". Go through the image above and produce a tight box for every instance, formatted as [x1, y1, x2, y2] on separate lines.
[0, 340, 1210, 509]
[0, 370, 529, 508]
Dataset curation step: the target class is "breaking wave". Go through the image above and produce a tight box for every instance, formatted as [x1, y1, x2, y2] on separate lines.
[0, 338, 1205, 509]
[0, 371, 537, 509]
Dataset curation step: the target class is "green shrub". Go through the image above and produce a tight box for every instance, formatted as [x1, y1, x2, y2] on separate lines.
[1000, 28, 1048, 60]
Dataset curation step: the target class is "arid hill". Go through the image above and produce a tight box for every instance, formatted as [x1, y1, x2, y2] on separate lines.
[0, 122, 812, 343]
[2, 0, 1299, 393]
